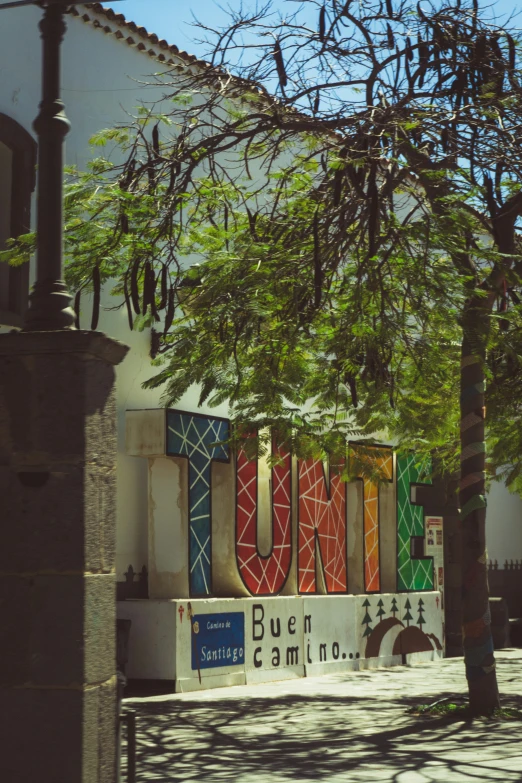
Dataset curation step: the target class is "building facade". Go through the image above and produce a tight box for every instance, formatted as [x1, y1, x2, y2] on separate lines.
[0, 3, 520, 691]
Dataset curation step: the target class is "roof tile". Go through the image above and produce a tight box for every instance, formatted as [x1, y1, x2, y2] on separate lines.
[71, 3, 208, 69]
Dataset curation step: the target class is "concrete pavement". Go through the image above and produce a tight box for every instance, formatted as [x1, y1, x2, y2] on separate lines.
[122, 649, 522, 782]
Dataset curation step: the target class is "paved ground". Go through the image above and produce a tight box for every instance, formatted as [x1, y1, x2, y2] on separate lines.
[122, 650, 522, 782]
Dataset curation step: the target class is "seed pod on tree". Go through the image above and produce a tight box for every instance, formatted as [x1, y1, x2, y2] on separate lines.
[130, 258, 141, 315]
[91, 265, 101, 331]
[74, 289, 81, 330]
[387, 23, 394, 49]
[318, 5, 326, 42]
[123, 278, 134, 330]
[164, 287, 176, 335]
[152, 122, 160, 157]
[159, 264, 168, 311]
[273, 40, 288, 89]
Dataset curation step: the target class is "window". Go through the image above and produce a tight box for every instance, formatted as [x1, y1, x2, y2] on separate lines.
[0, 113, 37, 327]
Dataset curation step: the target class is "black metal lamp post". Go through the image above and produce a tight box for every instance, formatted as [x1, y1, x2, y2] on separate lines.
[0, 4, 130, 780]
[0, 0, 125, 329]
[22, 0, 76, 330]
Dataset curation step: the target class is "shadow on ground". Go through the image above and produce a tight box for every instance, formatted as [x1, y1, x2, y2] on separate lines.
[122, 657, 522, 782]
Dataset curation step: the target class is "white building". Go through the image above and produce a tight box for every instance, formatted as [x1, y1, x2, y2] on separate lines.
[1, 2, 519, 690]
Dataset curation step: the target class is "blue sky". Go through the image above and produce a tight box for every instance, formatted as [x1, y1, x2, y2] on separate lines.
[115, 0, 521, 59]
[117, 0, 251, 55]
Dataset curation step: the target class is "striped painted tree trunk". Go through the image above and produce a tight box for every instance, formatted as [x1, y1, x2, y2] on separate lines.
[460, 329, 500, 713]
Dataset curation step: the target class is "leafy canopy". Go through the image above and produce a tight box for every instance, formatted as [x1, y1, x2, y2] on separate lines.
[2, 0, 522, 488]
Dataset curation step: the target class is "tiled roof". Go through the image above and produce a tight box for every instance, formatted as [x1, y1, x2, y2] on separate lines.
[71, 3, 214, 71]
[69, 4, 325, 127]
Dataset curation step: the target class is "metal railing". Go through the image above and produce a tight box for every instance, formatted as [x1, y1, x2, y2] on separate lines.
[119, 711, 136, 783]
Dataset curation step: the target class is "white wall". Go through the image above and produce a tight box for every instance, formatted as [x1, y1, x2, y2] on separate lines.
[0, 7, 224, 577]
[1, 6, 303, 580]
[486, 482, 522, 564]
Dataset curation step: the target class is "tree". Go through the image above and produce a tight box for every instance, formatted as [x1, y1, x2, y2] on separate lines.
[390, 597, 399, 618]
[4, 0, 522, 713]
[377, 598, 386, 623]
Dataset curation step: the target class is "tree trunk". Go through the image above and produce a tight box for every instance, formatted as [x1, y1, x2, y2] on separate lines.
[460, 319, 500, 714]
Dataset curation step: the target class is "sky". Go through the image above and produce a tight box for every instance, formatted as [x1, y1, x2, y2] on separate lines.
[114, 0, 256, 56]
[115, 0, 522, 57]
[113, 0, 522, 60]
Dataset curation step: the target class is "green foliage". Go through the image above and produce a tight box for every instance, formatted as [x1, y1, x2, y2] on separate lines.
[410, 700, 522, 720]
[0, 117, 513, 485]
[2, 0, 522, 494]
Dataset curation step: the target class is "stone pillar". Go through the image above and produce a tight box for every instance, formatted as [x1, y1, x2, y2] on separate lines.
[0, 330, 128, 783]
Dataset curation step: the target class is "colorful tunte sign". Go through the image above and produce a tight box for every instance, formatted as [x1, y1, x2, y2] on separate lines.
[121, 409, 444, 690]
[125, 409, 436, 599]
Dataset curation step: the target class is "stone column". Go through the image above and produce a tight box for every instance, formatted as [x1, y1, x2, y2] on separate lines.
[0, 330, 128, 783]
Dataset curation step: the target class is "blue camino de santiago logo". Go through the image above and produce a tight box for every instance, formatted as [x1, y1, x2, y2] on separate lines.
[191, 612, 245, 670]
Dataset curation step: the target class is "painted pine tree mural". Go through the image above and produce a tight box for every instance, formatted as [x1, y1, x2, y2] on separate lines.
[403, 599, 413, 628]
[417, 598, 425, 630]
[390, 597, 398, 618]
[376, 598, 385, 624]
[362, 598, 373, 637]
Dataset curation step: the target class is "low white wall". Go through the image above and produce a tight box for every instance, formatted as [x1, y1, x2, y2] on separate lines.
[118, 592, 443, 692]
